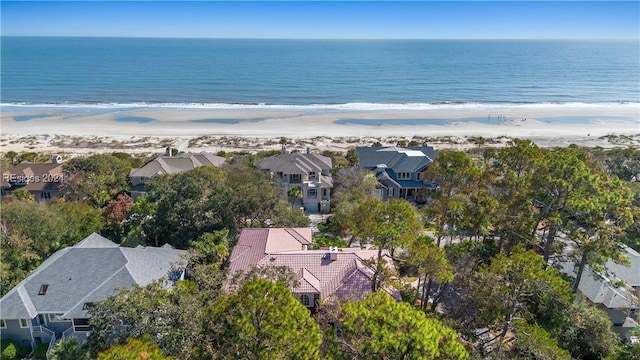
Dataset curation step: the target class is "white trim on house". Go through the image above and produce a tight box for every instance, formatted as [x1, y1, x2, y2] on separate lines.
[48, 313, 68, 322]
[19, 319, 29, 328]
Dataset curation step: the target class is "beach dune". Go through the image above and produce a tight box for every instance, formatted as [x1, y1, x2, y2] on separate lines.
[1, 104, 638, 153]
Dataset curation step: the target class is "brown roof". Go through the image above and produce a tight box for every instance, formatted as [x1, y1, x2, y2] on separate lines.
[2, 162, 64, 192]
[129, 152, 225, 178]
[228, 227, 398, 301]
[256, 153, 332, 174]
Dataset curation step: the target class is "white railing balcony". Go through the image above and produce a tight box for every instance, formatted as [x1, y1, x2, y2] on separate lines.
[61, 327, 74, 339]
[61, 327, 91, 341]
[32, 325, 55, 341]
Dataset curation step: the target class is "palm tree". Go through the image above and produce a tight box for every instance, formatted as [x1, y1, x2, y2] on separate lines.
[48, 337, 87, 360]
[287, 186, 302, 208]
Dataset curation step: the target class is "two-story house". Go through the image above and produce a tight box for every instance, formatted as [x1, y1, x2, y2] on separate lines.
[256, 149, 333, 213]
[1, 155, 65, 202]
[558, 245, 640, 340]
[355, 144, 438, 202]
[227, 228, 400, 311]
[129, 149, 225, 200]
[0, 233, 187, 353]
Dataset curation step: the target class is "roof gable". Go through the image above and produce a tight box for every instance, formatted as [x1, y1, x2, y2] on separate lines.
[256, 153, 332, 174]
[356, 146, 437, 173]
[0, 234, 187, 319]
[74, 233, 119, 248]
[129, 152, 225, 178]
[228, 228, 395, 301]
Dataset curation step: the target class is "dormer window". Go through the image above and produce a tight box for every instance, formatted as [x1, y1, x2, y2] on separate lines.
[82, 302, 95, 310]
[39, 284, 49, 295]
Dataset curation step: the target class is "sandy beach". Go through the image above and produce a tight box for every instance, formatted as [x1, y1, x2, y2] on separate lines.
[1, 104, 639, 154]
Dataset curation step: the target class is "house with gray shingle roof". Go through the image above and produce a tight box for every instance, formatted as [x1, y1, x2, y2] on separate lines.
[256, 149, 333, 213]
[1, 155, 65, 202]
[558, 245, 640, 340]
[128, 150, 225, 199]
[227, 228, 399, 310]
[355, 144, 438, 202]
[0, 233, 187, 350]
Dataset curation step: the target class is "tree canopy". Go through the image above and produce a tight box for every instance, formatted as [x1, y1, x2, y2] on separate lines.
[326, 291, 468, 360]
[206, 278, 322, 360]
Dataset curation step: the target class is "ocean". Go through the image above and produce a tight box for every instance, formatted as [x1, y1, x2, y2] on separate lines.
[1, 37, 639, 109]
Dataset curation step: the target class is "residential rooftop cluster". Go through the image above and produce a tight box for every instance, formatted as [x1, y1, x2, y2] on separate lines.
[1, 143, 639, 359]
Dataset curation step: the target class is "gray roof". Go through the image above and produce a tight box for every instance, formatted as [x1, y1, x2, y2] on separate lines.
[558, 245, 640, 310]
[356, 146, 437, 173]
[129, 152, 225, 178]
[0, 233, 187, 320]
[604, 246, 640, 287]
[579, 268, 637, 309]
[256, 153, 332, 175]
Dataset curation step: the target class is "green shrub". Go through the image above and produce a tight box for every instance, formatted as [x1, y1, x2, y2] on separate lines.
[1, 340, 17, 360]
[0, 339, 29, 360]
[33, 343, 49, 360]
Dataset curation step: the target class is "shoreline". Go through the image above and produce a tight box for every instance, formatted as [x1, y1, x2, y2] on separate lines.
[1, 105, 639, 154]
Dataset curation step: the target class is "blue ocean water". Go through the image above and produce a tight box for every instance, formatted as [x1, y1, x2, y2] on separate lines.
[1, 37, 639, 107]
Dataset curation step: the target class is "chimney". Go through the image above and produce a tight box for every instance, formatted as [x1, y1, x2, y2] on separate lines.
[51, 155, 62, 164]
[165, 147, 171, 156]
[306, 147, 310, 154]
[329, 246, 338, 261]
[281, 145, 287, 154]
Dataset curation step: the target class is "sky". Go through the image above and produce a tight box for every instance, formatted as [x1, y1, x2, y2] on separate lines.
[1, 1, 638, 40]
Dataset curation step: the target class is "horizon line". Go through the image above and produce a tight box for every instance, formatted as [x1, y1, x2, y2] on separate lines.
[2, 35, 638, 41]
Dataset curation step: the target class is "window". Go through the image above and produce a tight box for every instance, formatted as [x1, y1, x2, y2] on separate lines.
[19, 319, 29, 328]
[289, 174, 302, 183]
[40, 192, 51, 199]
[307, 189, 317, 198]
[73, 318, 91, 332]
[48, 314, 66, 322]
[39, 284, 49, 295]
[322, 189, 328, 197]
[397, 172, 411, 180]
[0, 320, 6, 328]
[308, 171, 317, 180]
[388, 188, 395, 197]
[300, 295, 310, 307]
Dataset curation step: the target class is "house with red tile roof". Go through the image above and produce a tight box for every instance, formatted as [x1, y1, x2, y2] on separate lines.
[227, 227, 400, 309]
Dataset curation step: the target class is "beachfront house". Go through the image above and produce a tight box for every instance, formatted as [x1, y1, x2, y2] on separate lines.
[0, 233, 187, 353]
[129, 148, 225, 200]
[558, 245, 640, 340]
[256, 148, 333, 213]
[355, 144, 438, 202]
[0, 155, 65, 202]
[227, 227, 400, 311]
